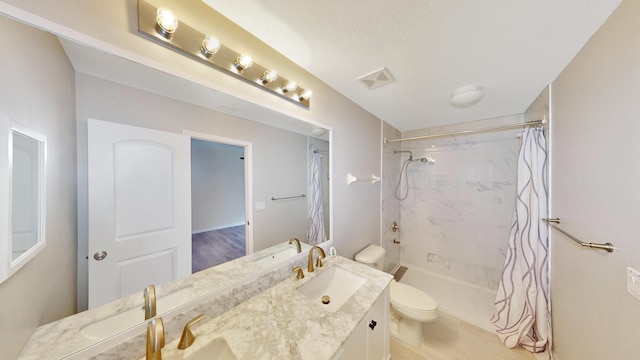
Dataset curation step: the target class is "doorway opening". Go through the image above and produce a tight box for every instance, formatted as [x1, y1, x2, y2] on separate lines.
[188, 133, 253, 273]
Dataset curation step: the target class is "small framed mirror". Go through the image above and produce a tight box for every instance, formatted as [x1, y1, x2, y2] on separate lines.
[0, 122, 46, 283]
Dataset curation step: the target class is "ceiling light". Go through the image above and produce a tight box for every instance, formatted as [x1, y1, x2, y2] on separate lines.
[260, 70, 278, 84]
[201, 36, 221, 57]
[450, 85, 484, 108]
[298, 90, 312, 101]
[282, 81, 297, 93]
[233, 55, 253, 71]
[155, 8, 178, 37]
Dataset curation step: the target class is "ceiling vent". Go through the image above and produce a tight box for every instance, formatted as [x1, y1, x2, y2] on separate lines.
[357, 67, 395, 90]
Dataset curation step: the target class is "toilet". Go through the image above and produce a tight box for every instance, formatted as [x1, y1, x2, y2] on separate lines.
[355, 244, 438, 347]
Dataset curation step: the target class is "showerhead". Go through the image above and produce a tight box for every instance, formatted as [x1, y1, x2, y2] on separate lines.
[414, 156, 435, 164]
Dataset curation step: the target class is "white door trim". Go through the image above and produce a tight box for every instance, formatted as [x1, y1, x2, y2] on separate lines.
[183, 130, 254, 255]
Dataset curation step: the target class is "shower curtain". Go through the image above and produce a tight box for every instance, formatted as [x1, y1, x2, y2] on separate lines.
[307, 151, 326, 245]
[492, 126, 551, 355]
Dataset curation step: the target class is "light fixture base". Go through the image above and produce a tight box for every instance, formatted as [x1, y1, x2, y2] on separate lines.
[138, 0, 311, 108]
[450, 85, 484, 108]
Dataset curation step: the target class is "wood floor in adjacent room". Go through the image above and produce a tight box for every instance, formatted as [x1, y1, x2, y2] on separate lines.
[390, 311, 537, 360]
[191, 225, 245, 273]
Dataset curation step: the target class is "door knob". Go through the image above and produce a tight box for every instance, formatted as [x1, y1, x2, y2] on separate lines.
[93, 251, 108, 261]
[369, 320, 377, 330]
[391, 221, 399, 232]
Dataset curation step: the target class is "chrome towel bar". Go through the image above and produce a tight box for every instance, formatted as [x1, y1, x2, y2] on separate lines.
[271, 194, 306, 201]
[542, 218, 614, 253]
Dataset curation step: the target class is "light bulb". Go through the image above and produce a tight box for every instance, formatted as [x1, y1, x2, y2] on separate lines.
[201, 36, 221, 57]
[155, 8, 178, 37]
[260, 70, 278, 84]
[282, 81, 297, 93]
[234, 55, 253, 71]
[299, 89, 312, 101]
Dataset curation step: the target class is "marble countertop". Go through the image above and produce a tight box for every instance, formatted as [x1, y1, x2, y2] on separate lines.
[18, 241, 313, 360]
[157, 256, 392, 360]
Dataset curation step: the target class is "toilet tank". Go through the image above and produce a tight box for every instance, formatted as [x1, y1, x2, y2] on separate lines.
[355, 244, 386, 271]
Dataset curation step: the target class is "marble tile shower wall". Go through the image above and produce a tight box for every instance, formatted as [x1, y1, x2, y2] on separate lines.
[381, 122, 402, 272]
[399, 132, 520, 291]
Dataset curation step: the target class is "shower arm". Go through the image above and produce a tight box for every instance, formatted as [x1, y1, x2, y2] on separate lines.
[394, 150, 435, 163]
[394, 150, 413, 161]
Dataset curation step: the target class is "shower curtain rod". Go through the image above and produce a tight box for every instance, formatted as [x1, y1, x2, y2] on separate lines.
[384, 119, 546, 143]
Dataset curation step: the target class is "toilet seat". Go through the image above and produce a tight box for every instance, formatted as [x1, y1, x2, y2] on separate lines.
[390, 281, 437, 313]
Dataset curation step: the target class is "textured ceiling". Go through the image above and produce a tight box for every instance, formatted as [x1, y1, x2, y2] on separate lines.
[203, 0, 621, 132]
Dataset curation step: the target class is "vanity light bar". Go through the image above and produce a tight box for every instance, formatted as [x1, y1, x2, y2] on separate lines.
[138, 1, 311, 108]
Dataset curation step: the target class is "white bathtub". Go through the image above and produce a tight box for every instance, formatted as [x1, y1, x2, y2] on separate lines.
[399, 264, 497, 332]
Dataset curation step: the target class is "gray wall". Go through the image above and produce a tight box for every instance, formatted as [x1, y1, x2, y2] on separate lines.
[0, 17, 77, 359]
[550, 0, 640, 358]
[191, 141, 246, 233]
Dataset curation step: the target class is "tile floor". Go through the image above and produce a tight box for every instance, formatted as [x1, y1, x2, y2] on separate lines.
[389, 311, 537, 360]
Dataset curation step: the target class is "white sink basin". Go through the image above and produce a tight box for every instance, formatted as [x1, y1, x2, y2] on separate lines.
[73, 286, 196, 350]
[297, 266, 367, 312]
[254, 247, 300, 269]
[186, 338, 237, 360]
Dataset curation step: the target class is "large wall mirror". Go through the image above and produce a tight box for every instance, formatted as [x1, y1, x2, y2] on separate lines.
[0, 7, 332, 357]
[71, 38, 333, 305]
[0, 124, 46, 283]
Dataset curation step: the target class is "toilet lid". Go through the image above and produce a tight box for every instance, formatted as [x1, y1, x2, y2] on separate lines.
[390, 281, 437, 311]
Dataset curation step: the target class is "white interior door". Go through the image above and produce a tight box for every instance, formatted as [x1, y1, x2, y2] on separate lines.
[88, 119, 191, 308]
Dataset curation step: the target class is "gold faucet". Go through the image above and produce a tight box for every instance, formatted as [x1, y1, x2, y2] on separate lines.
[289, 238, 302, 253]
[307, 246, 326, 272]
[146, 317, 165, 360]
[292, 266, 305, 279]
[178, 314, 205, 350]
[143, 285, 156, 320]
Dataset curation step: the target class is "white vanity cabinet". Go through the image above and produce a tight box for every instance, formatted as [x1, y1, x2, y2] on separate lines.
[334, 286, 390, 360]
